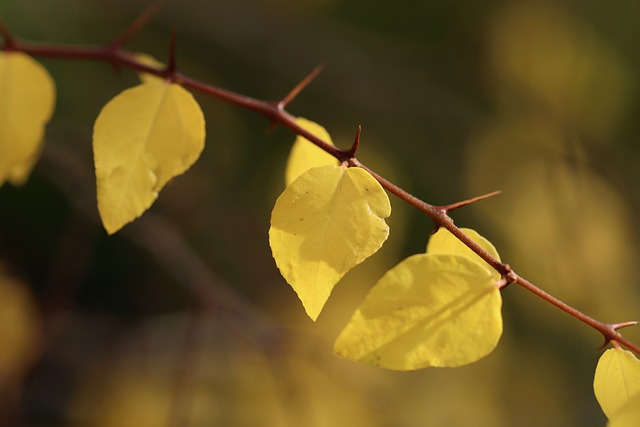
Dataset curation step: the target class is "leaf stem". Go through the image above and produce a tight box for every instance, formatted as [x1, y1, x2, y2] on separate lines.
[5, 25, 639, 355]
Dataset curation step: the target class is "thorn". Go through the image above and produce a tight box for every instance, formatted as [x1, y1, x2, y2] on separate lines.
[596, 323, 637, 351]
[109, 2, 163, 49]
[597, 338, 612, 352]
[0, 20, 16, 49]
[265, 120, 279, 134]
[166, 27, 177, 77]
[439, 190, 502, 213]
[346, 125, 362, 158]
[612, 321, 639, 331]
[278, 65, 324, 109]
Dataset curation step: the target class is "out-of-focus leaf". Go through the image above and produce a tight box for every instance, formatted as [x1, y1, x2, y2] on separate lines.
[0, 265, 40, 379]
[594, 347, 640, 419]
[465, 128, 639, 317]
[488, 2, 629, 139]
[285, 118, 338, 186]
[334, 253, 502, 370]
[72, 315, 379, 427]
[270, 165, 391, 321]
[0, 51, 55, 186]
[93, 80, 205, 234]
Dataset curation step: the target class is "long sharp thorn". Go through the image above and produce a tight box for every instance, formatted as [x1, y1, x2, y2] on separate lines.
[278, 65, 324, 109]
[166, 28, 177, 77]
[612, 321, 639, 331]
[109, 2, 163, 48]
[347, 125, 362, 158]
[441, 190, 502, 213]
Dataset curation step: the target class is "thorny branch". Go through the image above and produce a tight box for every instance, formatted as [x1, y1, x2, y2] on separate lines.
[1, 15, 639, 355]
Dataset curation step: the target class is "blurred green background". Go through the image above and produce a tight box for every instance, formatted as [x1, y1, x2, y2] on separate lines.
[1, 0, 640, 426]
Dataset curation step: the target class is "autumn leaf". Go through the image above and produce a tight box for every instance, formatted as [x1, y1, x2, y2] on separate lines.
[334, 253, 502, 370]
[594, 347, 640, 419]
[285, 118, 338, 186]
[608, 392, 640, 427]
[0, 51, 55, 186]
[270, 165, 391, 321]
[93, 80, 205, 234]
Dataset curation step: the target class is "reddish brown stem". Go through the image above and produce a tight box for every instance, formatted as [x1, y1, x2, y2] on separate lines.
[4, 28, 639, 355]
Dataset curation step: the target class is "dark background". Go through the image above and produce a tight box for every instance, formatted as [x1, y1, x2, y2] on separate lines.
[1, 1, 640, 426]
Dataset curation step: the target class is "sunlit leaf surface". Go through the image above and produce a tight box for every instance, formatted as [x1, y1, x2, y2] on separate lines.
[594, 347, 640, 419]
[0, 51, 55, 186]
[270, 165, 391, 321]
[334, 253, 502, 370]
[285, 118, 338, 186]
[427, 227, 501, 280]
[93, 80, 205, 234]
[608, 392, 640, 427]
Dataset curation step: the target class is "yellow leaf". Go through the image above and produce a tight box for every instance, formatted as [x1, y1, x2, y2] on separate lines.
[427, 227, 501, 280]
[269, 165, 391, 321]
[93, 80, 205, 234]
[608, 392, 640, 427]
[285, 118, 338, 186]
[0, 51, 55, 186]
[594, 347, 640, 419]
[334, 253, 502, 370]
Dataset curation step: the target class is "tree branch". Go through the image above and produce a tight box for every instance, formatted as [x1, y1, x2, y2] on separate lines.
[3, 22, 638, 355]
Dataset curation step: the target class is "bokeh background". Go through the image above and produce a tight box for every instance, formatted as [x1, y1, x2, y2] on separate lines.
[1, 0, 640, 426]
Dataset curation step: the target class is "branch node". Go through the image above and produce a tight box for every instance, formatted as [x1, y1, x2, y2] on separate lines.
[498, 264, 516, 290]
[108, 2, 162, 49]
[278, 65, 324, 109]
[597, 323, 637, 351]
[439, 190, 502, 214]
